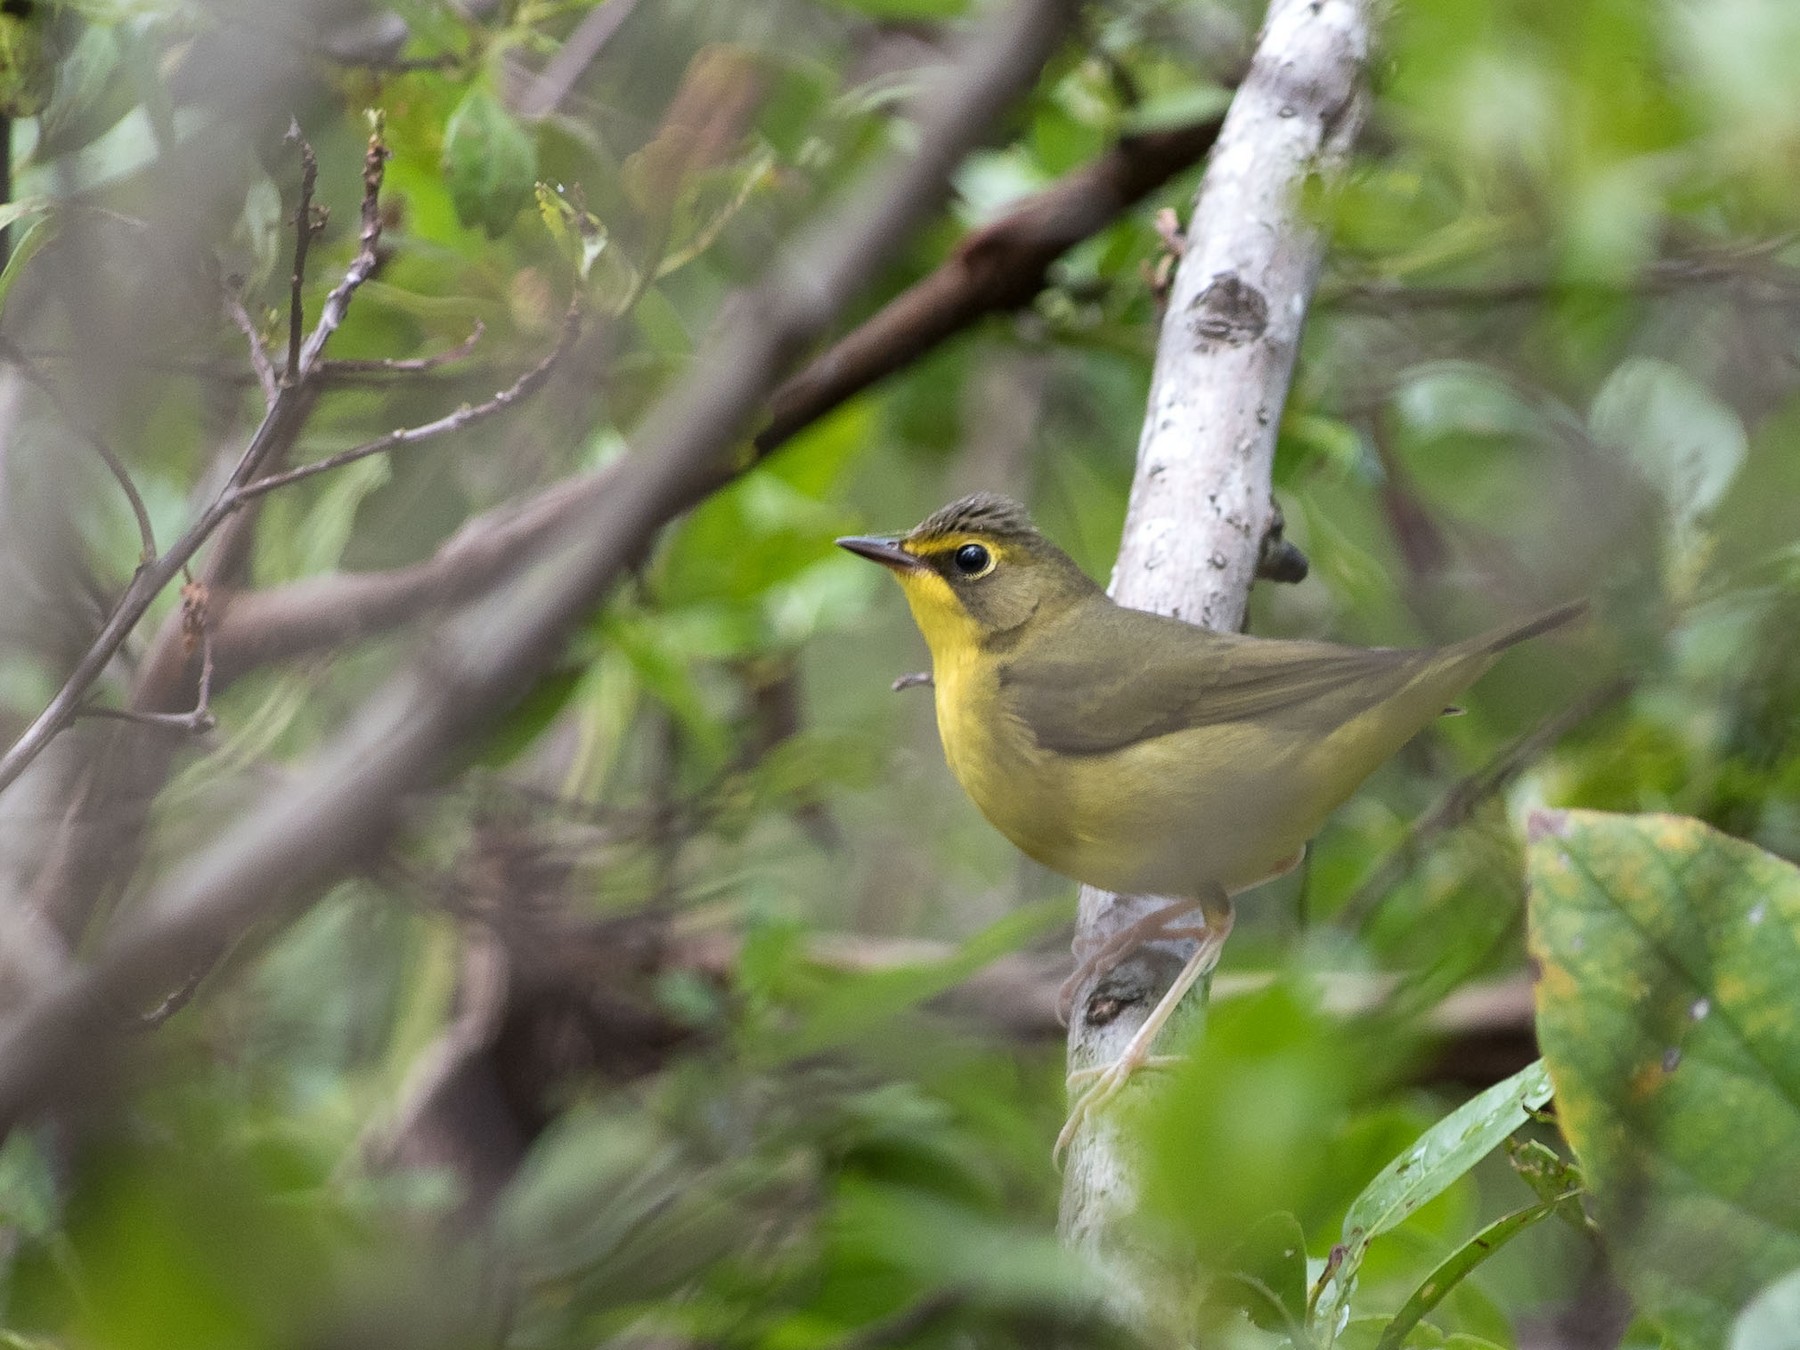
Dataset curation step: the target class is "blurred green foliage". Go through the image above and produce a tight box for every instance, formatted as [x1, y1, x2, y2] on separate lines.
[0, 0, 1795, 1347]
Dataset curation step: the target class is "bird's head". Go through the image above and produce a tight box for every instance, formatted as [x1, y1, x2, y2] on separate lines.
[836, 493, 1102, 657]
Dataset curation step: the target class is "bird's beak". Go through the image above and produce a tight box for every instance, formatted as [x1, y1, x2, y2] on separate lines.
[835, 535, 925, 571]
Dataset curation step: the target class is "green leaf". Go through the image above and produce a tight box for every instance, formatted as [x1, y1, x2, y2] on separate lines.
[1528, 810, 1800, 1348]
[442, 87, 538, 237]
[1374, 1195, 1572, 1350]
[0, 212, 56, 313]
[1732, 1268, 1800, 1350]
[1209, 1211, 1310, 1338]
[1313, 1060, 1553, 1341]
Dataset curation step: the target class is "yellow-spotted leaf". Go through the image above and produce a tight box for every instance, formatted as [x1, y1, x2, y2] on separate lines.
[1528, 810, 1800, 1348]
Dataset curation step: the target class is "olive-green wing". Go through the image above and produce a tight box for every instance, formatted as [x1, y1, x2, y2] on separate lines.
[996, 606, 1433, 757]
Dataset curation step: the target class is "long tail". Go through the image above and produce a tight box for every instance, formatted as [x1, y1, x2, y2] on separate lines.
[1468, 598, 1589, 657]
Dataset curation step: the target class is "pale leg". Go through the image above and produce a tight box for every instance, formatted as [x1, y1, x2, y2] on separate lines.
[1055, 885, 1234, 1165]
[1056, 850, 1300, 1025]
[1057, 895, 1207, 1024]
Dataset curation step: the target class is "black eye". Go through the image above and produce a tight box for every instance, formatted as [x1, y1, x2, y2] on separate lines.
[953, 543, 990, 575]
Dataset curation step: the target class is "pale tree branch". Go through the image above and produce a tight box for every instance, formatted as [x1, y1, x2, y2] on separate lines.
[1054, 0, 1372, 1324]
[0, 0, 1082, 1134]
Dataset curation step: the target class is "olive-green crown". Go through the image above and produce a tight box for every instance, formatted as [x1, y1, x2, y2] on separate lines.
[911, 493, 1037, 541]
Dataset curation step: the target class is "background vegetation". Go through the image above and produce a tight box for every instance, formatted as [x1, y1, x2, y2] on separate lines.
[0, 0, 1795, 1347]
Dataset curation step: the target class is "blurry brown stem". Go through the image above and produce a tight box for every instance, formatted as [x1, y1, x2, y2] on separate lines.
[78, 620, 216, 736]
[516, 0, 641, 120]
[1324, 238, 1800, 312]
[828, 1294, 964, 1350]
[1334, 677, 1633, 932]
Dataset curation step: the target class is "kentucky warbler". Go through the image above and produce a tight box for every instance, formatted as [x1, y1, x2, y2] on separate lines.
[838, 493, 1583, 1151]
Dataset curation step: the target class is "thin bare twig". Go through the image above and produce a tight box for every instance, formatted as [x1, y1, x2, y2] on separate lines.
[75, 585, 217, 734]
[322, 321, 485, 377]
[285, 126, 321, 385]
[301, 123, 389, 372]
[0, 338, 158, 562]
[200, 113, 1233, 682]
[1333, 677, 1633, 932]
[233, 306, 579, 504]
[0, 126, 392, 799]
[225, 291, 279, 407]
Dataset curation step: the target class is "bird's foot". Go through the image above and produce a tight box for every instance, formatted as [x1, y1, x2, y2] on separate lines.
[1056, 1052, 1185, 1165]
[1054, 888, 1234, 1167]
[1057, 896, 1210, 1025]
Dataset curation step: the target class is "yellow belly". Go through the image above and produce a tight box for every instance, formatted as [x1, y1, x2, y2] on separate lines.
[932, 656, 1453, 900]
[934, 663, 1319, 898]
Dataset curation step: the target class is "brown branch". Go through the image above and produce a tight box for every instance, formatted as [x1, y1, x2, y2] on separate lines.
[682, 928, 1534, 1067]
[225, 291, 279, 408]
[232, 306, 577, 505]
[756, 113, 1224, 453]
[0, 0, 1083, 1135]
[1333, 676, 1632, 932]
[285, 127, 320, 385]
[77, 589, 217, 736]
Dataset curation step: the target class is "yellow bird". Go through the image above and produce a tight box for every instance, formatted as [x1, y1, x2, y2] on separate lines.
[838, 493, 1582, 1152]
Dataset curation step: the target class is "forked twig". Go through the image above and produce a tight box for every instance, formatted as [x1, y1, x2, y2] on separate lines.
[233, 307, 578, 504]
[76, 583, 217, 734]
